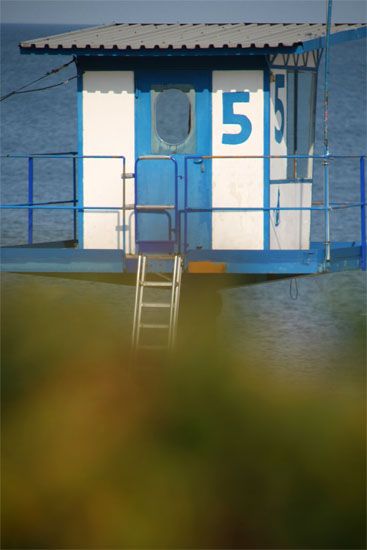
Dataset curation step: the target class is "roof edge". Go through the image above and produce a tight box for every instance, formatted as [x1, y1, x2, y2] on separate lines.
[19, 22, 366, 54]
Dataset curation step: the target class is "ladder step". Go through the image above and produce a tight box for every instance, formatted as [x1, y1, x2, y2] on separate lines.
[126, 254, 175, 260]
[140, 323, 169, 329]
[142, 302, 171, 308]
[142, 282, 172, 288]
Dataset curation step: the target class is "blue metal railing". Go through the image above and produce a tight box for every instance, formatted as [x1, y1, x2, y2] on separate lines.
[0, 153, 366, 271]
[1, 153, 126, 247]
[9, 152, 79, 245]
[183, 154, 366, 269]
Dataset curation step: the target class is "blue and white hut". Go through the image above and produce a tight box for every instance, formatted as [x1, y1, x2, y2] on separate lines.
[2, 22, 366, 282]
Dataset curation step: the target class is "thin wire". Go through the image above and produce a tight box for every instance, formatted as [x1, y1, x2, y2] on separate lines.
[0, 58, 75, 102]
[289, 278, 299, 300]
[6, 75, 77, 96]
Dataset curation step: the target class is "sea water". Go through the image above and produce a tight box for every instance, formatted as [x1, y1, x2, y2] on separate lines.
[1, 24, 366, 373]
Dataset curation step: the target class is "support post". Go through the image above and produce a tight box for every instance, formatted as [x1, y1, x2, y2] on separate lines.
[323, 0, 333, 263]
[360, 156, 366, 271]
[324, 157, 331, 262]
[72, 155, 77, 243]
[27, 156, 34, 245]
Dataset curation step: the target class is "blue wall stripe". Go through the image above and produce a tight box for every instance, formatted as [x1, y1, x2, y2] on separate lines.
[263, 67, 270, 250]
[78, 57, 268, 71]
[77, 70, 84, 249]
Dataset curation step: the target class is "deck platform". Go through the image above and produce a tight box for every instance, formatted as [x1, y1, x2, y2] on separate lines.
[0, 242, 363, 284]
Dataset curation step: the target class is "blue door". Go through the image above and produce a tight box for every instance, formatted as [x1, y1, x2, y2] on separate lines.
[135, 69, 212, 253]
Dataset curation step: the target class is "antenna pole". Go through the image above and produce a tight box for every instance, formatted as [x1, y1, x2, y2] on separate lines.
[323, 0, 332, 155]
[323, 0, 333, 262]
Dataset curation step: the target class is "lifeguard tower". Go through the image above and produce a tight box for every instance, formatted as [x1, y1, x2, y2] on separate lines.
[1, 21, 366, 348]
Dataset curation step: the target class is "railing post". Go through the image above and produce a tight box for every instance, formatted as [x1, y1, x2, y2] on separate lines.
[172, 156, 179, 253]
[72, 155, 77, 243]
[28, 156, 34, 245]
[323, 155, 331, 263]
[134, 157, 139, 252]
[360, 156, 366, 271]
[122, 157, 126, 254]
[184, 156, 188, 254]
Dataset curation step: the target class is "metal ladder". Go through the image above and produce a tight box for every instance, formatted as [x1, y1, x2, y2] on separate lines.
[131, 254, 183, 354]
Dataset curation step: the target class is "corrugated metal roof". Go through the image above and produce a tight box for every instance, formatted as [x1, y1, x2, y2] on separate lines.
[19, 23, 366, 51]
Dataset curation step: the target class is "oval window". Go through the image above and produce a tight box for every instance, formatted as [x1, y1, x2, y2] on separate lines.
[155, 88, 190, 145]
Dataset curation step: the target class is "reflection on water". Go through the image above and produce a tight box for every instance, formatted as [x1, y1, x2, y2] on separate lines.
[221, 271, 366, 378]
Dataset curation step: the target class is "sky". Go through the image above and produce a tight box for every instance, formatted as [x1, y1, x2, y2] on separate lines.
[1, 0, 366, 25]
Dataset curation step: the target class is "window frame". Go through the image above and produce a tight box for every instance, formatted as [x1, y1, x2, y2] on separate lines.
[151, 83, 196, 154]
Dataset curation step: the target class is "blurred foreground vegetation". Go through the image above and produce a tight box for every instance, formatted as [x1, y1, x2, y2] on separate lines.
[1, 275, 366, 549]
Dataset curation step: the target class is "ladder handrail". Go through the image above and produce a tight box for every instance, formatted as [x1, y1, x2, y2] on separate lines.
[131, 254, 142, 349]
[171, 256, 183, 348]
[131, 254, 183, 357]
[168, 255, 179, 348]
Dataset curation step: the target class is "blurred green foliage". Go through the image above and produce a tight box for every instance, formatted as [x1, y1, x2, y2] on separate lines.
[1, 277, 365, 549]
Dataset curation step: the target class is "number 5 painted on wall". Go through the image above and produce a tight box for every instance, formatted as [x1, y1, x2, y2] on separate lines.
[222, 92, 252, 145]
[274, 74, 285, 144]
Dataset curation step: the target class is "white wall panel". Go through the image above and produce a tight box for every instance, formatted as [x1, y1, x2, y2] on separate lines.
[270, 183, 312, 249]
[82, 71, 135, 250]
[212, 70, 264, 249]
